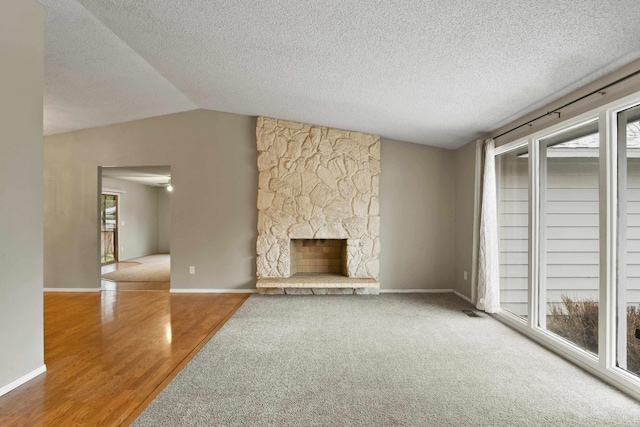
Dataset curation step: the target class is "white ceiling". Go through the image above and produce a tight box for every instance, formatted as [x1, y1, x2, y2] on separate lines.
[41, 0, 640, 149]
[102, 166, 171, 187]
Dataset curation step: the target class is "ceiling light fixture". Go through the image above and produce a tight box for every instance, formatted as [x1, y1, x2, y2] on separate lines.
[166, 178, 173, 192]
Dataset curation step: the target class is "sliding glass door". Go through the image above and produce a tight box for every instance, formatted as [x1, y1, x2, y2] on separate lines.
[101, 193, 118, 264]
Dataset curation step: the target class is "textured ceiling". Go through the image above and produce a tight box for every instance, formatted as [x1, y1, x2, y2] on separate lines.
[41, 0, 640, 148]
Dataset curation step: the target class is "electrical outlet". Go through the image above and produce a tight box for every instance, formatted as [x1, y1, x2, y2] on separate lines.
[464, 271, 468, 281]
[121, 247, 124, 253]
[189, 266, 195, 275]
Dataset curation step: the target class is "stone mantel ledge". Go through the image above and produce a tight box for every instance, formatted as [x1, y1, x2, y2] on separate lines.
[257, 275, 379, 289]
[257, 273, 380, 295]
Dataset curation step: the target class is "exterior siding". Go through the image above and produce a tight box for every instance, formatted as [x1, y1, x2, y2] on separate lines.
[498, 155, 640, 316]
[497, 151, 528, 316]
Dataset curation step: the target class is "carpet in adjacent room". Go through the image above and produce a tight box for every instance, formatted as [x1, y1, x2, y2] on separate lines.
[101, 254, 170, 282]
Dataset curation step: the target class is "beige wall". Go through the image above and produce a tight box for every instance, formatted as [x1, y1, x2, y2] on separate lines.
[45, 110, 258, 290]
[0, 0, 45, 390]
[45, 112, 458, 291]
[453, 140, 478, 299]
[102, 177, 161, 260]
[158, 189, 171, 253]
[380, 139, 456, 290]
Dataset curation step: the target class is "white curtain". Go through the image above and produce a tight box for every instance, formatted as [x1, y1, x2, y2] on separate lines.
[477, 139, 500, 313]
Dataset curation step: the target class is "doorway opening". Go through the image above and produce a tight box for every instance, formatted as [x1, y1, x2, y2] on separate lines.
[99, 166, 172, 291]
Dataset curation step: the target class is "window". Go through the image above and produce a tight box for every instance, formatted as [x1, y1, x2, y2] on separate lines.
[497, 145, 529, 318]
[539, 120, 600, 355]
[617, 104, 640, 377]
[493, 91, 640, 399]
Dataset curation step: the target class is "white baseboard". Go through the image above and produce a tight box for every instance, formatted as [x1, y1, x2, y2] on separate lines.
[380, 288, 453, 294]
[169, 288, 471, 299]
[44, 288, 100, 292]
[453, 290, 474, 304]
[170, 288, 256, 294]
[0, 364, 46, 398]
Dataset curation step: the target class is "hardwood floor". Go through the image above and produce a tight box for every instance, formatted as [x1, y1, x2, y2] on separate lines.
[0, 291, 249, 426]
[100, 280, 171, 291]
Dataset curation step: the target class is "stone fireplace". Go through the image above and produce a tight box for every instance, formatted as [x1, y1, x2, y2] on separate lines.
[255, 117, 380, 295]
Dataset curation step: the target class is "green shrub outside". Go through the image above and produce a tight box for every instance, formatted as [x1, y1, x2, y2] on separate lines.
[547, 295, 640, 374]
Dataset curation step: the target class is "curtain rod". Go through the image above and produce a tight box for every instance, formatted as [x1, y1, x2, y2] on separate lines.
[491, 68, 640, 141]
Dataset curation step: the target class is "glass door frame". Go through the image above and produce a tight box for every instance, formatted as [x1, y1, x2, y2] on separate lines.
[615, 104, 640, 376]
[101, 192, 119, 265]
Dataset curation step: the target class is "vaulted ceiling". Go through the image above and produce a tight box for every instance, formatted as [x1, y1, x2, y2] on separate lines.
[41, 0, 640, 149]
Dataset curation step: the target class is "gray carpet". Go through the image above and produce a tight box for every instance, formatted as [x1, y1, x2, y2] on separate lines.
[133, 294, 640, 426]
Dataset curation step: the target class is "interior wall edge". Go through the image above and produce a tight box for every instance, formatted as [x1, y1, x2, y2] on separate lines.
[0, 0, 45, 391]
